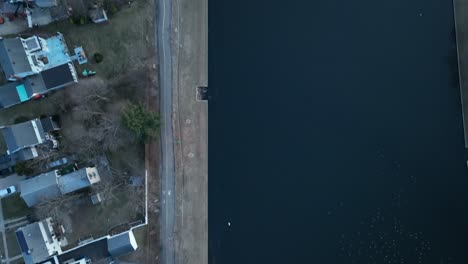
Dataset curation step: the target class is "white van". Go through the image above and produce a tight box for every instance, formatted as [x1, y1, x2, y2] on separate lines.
[0, 186, 16, 198]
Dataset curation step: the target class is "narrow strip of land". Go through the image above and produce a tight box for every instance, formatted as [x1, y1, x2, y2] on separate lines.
[172, 0, 208, 262]
[453, 0, 468, 147]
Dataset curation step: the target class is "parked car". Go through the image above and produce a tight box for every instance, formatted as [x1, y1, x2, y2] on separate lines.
[47, 157, 68, 169]
[0, 186, 16, 198]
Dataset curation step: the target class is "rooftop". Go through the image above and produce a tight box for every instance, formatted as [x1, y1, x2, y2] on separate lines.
[20, 170, 60, 207]
[1, 118, 46, 154]
[107, 230, 138, 257]
[36, 34, 71, 71]
[0, 38, 32, 78]
[16, 218, 62, 264]
[40, 63, 77, 90]
[58, 167, 101, 194]
[0, 82, 24, 109]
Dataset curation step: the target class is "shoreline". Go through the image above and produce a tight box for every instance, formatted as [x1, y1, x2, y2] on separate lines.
[453, 0, 468, 148]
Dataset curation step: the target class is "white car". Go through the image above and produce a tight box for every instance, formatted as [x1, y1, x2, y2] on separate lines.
[0, 186, 16, 198]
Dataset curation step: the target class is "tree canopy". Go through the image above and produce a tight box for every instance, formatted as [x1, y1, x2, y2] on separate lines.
[122, 103, 160, 142]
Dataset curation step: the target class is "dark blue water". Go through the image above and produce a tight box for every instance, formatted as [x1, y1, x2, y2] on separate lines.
[209, 0, 467, 263]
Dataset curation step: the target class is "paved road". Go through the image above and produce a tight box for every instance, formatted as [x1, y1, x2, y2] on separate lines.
[157, 0, 176, 263]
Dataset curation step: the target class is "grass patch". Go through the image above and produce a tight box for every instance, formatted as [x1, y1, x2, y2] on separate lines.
[6, 231, 20, 257]
[59, 163, 76, 175]
[9, 258, 24, 264]
[1, 194, 32, 220]
[37, 0, 153, 79]
[132, 226, 147, 247]
[0, 231, 4, 258]
[65, 186, 144, 247]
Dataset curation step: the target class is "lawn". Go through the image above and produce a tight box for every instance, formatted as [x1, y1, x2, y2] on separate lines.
[37, 0, 154, 79]
[1, 194, 32, 220]
[53, 184, 145, 250]
[9, 258, 25, 264]
[5, 231, 21, 257]
[0, 231, 4, 259]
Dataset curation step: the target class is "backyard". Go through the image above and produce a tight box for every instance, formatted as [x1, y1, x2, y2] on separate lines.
[1, 194, 32, 220]
[5, 230, 21, 258]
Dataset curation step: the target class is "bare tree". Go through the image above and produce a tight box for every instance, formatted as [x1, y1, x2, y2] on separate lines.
[57, 77, 136, 159]
[34, 193, 82, 222]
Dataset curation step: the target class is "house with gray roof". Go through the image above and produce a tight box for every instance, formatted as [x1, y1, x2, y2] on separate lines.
[0, 34, 76, 81]
[0, 34, 78, 110]
[0, 117, 59, 161]
[0, 63, 78, 109]
[0, 37, 34, 80]
[58, 167, 101, 195]
[20, 170, 61, 207]
[107, 230, 138, 257]
[16, 225, 138, 264]
[19, 167, 101, 207]
[15, 217, 62, 264]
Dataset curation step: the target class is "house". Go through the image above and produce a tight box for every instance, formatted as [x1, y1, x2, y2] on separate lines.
[58, 167, 101, 195]
[20, 167, 101, 207]
[16, 227, 138, 264]
[20, 170, 61, 207]
[0, 34, 75, 81]
[0, 117, 59, 161]
[107, 230, 138, 257]
[15, 217, 63, 264]
[0, 34, 79, 110]
[0, 37, 35, 80]
[0, 63, 78, 109]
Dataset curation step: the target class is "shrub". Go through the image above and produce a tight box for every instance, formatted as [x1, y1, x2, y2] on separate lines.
[110, 4, 119, 15]
[79, 15, 87, 25]
[14, 116, 29, 124]
[122, 103, 160, 142]
[94, 52, 104, 63]
[14, 161, 35, 176]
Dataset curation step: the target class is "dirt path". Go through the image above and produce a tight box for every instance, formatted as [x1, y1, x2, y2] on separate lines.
[143, 0, 162, 263]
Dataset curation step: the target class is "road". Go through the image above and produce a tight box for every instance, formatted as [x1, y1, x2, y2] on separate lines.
[157, 0, 176, 263]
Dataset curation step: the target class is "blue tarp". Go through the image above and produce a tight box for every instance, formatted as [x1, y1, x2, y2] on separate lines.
[16, 84, 29, 102]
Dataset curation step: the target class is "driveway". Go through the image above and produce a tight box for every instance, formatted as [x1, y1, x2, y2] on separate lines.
[0, 174, 23, 190]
